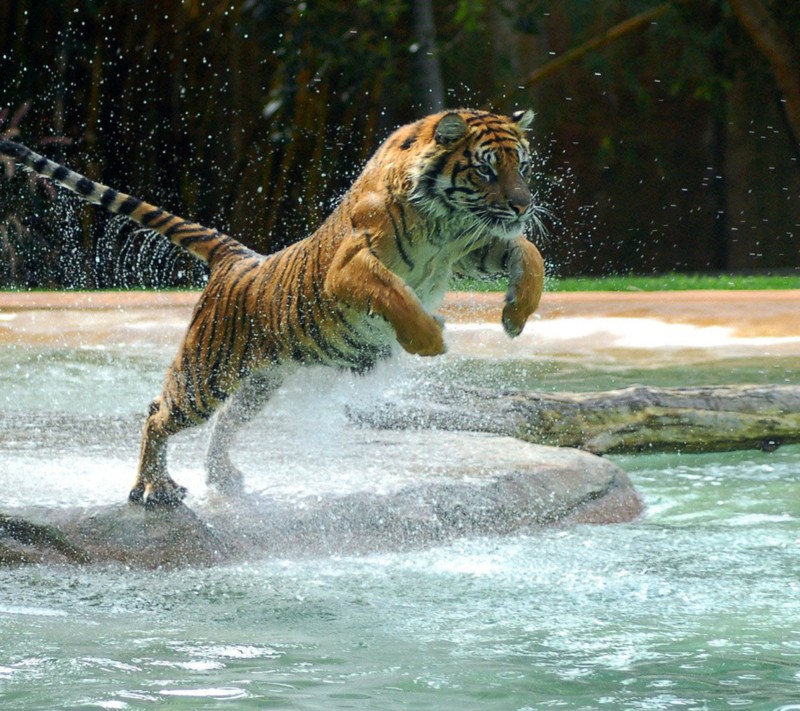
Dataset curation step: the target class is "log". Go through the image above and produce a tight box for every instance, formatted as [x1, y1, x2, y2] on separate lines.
[10, 380, 796, 567]
[351, 384, 800, 455]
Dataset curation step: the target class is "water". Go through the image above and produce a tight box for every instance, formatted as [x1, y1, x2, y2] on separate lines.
[2, 474, 799, 709]
[2, 318, 800, 709]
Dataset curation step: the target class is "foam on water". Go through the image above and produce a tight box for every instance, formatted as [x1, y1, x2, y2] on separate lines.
[447, 317, 800, 358]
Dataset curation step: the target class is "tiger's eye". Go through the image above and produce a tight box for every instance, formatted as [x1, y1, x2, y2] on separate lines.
[476, 163, 495, 180]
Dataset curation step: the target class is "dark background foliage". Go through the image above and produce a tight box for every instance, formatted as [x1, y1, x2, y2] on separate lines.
[1, 0, 798, 287]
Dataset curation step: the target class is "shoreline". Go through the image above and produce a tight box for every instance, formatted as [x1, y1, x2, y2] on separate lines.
[0, 288, 798, 335]
[0, 289, 798, 351]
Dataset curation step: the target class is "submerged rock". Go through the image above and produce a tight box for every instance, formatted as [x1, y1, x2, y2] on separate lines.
[210, 442, 642, 559]
[3, 431, 642, 568]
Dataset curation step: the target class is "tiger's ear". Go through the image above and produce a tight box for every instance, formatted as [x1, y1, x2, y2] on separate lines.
[511, 109, 535, 130]
[434, 113, 468, 146]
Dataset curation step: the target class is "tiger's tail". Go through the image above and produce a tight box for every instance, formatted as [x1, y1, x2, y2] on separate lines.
[0, 139, 251, 266]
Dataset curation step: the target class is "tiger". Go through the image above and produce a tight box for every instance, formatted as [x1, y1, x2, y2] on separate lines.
[0, 109, 545, 506]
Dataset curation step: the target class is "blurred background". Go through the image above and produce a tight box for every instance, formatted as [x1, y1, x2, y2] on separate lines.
[1, 0, 798, 288]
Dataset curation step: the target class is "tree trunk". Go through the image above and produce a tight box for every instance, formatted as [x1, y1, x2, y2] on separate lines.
[351, 384, 800, 455]
[727, 0, 800, 150]
[411, 0, 445, 113]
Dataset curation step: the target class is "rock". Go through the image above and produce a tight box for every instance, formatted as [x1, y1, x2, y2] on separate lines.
[3, 431, 641, 568]
[0, 513, 91, 565]
[62, 504, 231, 568]
[199, 439, 641, 560]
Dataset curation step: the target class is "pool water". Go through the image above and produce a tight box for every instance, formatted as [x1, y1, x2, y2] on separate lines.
[1, 338, 799, 709]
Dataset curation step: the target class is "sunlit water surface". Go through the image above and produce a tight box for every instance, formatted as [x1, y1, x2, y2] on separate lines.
[1, 341, 800, 710]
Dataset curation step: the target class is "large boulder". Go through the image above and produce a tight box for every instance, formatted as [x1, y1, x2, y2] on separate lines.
[3, 429, 641, 568]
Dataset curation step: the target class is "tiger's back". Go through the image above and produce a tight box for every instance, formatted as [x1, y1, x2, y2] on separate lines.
[171, 233, 391, 412]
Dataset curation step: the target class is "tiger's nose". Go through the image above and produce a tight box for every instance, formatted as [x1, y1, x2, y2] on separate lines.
[507, 183, 532, 216]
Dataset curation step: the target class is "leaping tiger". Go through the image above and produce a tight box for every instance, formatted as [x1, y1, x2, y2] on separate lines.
[0, 109, 546, 506]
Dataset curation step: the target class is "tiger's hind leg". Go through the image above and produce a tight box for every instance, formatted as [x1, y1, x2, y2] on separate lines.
[128, 396, 201, 507]
[206, 370, 285, 495]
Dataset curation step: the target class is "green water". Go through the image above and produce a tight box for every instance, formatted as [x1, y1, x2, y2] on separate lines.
[1, 346, 800, 709]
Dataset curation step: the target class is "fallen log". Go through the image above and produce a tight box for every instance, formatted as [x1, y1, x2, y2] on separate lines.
[351, 384, 800, 455]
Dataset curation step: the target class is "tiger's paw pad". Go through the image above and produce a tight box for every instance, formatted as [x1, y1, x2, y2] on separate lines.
[145, 485, 188, 509]
[129, 482, 188, 508]
[128, 485, 146, 505]
[206, 459, 246, 497]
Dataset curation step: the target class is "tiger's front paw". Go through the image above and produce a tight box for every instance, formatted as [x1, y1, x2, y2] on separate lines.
[396, 313, 446, 356]
[502, 237, 544, 337]
[502, 284, 538, 338]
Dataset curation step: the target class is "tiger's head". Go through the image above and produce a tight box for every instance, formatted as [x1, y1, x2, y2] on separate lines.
[406, 109, 537, 238]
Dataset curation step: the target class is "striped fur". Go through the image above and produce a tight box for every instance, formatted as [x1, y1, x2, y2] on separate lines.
[0, 109, 545, 506]
[0, 139, 252, 266]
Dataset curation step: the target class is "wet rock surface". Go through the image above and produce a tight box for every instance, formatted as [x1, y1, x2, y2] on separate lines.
[2, 429, 641, 568]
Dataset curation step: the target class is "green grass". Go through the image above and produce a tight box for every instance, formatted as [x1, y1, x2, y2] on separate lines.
[3, 273, 800, 294]
[454, 273, 800, 293]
